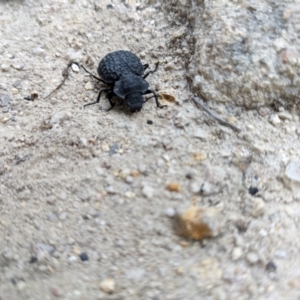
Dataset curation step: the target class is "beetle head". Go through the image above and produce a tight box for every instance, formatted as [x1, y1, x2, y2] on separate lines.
[126, 93, 144, 112]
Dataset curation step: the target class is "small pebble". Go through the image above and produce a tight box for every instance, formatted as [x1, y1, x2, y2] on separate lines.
[1, 64, 9, 71]
[32, 46, 45, 55]
[185, 172, 193, 180]
[278, 111, 292, 121]
[231, 247, 243, 260]
[31, 243, 55, 262]
[59, 212, 67, 220]
[251, 198, 266, 217]
[0, 94, 10, 107]
[109, 143, 119, 156]
[285, 161, 300, 183]
[17, 281, 26, 291]
[79, 252, 89, 261]
[101, 142, 110, 152]
[99, 278, 116, 294]
[166, 182, 182, 192]
[68, 255, 78, 263]
[248, 186, 259, 196]
[165, 207, 176, 217]
[142, 185, 154, 198]
[125, 176, 134, 184]
[12, 88, 19, 95]
[274, 249, 287, 258]
[13, 63, 24, 70]
[72, 63, 80, 73]
[147, 119, 153, 125]
[269, 114, 281, 125]
[246, 252, 259, 264]
[138, 164, 147, 174]
[177, 206, 221, 240]
[125, 191, 135, 199]
[266, 261, 277, 272]
[85, 82, 93, 90]
[50, 287, 62, 297]
[190, 182, 201, 194]
[105, 186, 115, 194]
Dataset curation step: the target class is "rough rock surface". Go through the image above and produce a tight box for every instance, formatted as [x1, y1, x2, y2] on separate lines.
[159, 0, 300, 108]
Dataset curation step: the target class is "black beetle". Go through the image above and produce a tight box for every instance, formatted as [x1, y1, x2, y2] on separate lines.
[81, 50, 166, 112]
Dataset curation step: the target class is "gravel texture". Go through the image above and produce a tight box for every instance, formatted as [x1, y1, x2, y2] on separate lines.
[1, 1, 300, 299]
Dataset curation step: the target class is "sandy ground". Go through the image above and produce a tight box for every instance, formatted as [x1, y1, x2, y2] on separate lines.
[1, 1, 300, 299]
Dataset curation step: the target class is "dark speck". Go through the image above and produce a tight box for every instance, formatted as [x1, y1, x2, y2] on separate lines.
[147, 119, 153, 125]
[235, 219, 248, 233]
[107, 4, 113, 9]
[109, 143, 119, 156]
[79, 252, 89, 261]
[29, 256, 38, 263]
[249, 186, 259, 195]
[185, 172, 193, 180]
[266, 261, 277, 272]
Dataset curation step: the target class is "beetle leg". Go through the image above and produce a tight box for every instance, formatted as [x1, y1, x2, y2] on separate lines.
[80, 65, 111, 84]
[143, 95, 154, 103]
[144, 89, 167, 109]
[143, 64, 149, 71]
[84, 88, 111, 108]
[106, 91, 116, 111]
[143, 61, 159, 79]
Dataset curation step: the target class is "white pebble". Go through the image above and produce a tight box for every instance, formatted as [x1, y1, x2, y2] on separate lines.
[125, 176, 134, 184]
[79, 138, 88, 147]
[269, 114, 281, 125]
[105, 186, 115, 194]
[99, 278, 116, 294]
[251, 198, 266, 217]
[165, 207, 176, 217]
[190, 182, 201, 194]
[85, 82, 93, 90]
[275, 249, 287, 258]
[72, 63, 80, 73]
[1, 64, 9, 71]
[285, 161, 300, 183]
[142, 185, 154, 199]
[68, 255, 77, 263]
[32, 47, 44, 56]
[17, 281, 26, 291]
[278, 111, 292, 121]
[12, 88, 19, 95]
[193, 75, 202, 89]
[246, 252, 259, 264]
[231, 247, 243, 260]
[13, 63, 24, 70]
